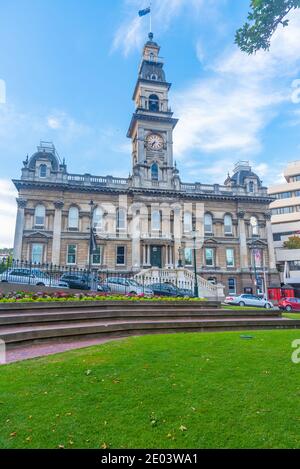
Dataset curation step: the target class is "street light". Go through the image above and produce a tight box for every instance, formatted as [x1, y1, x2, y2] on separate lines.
[192, 229, 199, 298]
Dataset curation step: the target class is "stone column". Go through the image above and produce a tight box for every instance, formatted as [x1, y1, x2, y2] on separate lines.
[265, 212, 276, 270]
[52, 201, 64, 265]
[238, 211, 249, 270]
[13, 198, 27, 260]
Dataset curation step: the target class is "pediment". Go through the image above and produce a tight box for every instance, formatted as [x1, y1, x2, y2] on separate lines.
[24, 231, 52, 239]
[204, 237, 219, 245]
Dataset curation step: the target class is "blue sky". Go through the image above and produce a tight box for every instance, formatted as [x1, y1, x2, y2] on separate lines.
[1, 0, 300, 247]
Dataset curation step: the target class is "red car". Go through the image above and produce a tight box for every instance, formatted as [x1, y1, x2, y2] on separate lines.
[278, 297, 300, 312]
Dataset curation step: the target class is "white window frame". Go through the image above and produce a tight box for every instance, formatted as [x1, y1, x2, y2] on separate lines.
[92, 246, 103, 266]
[226, 248, 235, 268]
[67, 244, 77, 265]
[204, 213, 213, 235]
[184, 247, 193, 266]
[228, 278, 236, 294]
[34, 205, 46, 228]
[205, 248, 214, 267]
[151, 210, 161, 232]
[31, 243, 43, 264]
[93, 208, 103, 231]
[224, 214, 233, 235]
[68, 207, 79, 230]
[117, 208, 127, 231]
[116, 245, 126, 266]
[39, 164, 47, 178]
[184, 212, 193, 234]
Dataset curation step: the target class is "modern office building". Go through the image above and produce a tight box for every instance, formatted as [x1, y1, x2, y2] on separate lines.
[269, 161, 300, 293]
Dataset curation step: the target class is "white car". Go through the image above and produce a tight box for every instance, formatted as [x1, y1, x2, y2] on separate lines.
[0, 268, 69, 288]
[224, 293, 274, 309]
[104, 277, 154, 297]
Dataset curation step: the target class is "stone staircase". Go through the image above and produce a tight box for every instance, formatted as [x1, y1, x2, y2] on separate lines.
[134, 268, 225, 300]
[1, 301, 299, 353]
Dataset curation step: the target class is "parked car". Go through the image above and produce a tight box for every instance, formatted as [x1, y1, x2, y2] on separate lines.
[103, 277, 154, 297]
[278, 297, 300, 312]
[60, 273, 91, 290]
[224, 293, 274, 309]
[97, 283, 111, 293]
[0, 268, 68, 288]
[149, 282, 195, 298]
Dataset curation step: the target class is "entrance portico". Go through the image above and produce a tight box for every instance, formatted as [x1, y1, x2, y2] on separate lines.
[142, 242, 174, 269]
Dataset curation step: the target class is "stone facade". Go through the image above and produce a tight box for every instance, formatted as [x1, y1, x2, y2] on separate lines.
[12, 34, 280, 295]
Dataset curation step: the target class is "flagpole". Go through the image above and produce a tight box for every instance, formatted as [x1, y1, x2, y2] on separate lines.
[150, 2, 152, 33]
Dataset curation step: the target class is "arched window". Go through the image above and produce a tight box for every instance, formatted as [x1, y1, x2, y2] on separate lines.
[151, 163, 159, 181]
[34, 205, 45, 227]
[149, 94, 159, 112]
[117, 208, 126, 230]
[151, 210, 161, 231]
[93, 207, 103, 231]
[224, 214, 233, 235]
[184, 212, 193, 233]
[39, 164, 47, 178]
[249, 181, 254, 193]
[250, 216, 259, 236]
[204, 213, 213, 234]
[68, 207, 79, 230]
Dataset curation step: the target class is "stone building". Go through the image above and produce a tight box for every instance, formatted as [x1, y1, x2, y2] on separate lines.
[12, 33, 279, 295]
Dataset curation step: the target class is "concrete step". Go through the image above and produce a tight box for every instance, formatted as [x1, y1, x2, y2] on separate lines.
[0, 300, 221, 312]
[0, 308, 282, 326]
[2, 316, 300, 347]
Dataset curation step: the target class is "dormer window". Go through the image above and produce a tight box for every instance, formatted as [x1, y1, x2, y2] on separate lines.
[249, 181, 254, 193]
[151, 74, 158, 81]
[39, 164, 47, 178]
[149, 94, 159, 112]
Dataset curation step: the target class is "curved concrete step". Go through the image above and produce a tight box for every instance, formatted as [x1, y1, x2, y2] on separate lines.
[0, 308, 282, 326]
[2, 317, 300, 346]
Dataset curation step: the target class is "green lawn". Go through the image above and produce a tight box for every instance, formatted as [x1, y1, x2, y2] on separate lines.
[1, 331, 300, 449]
[283, 313, 300, 320]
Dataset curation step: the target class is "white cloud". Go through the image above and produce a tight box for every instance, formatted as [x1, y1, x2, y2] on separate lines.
[173, 9, 300, 160]
[0, 179, 17, 248]
[113, 0, 206, 56]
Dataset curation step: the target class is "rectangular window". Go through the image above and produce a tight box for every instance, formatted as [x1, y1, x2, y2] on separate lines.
[116, 246, 126, 266]
[184, 248, 193, 266]
[67, 245, 77, 265]
[32, 244, 43, 264]
[226, 248, 235, 267]
[205, 248, 214, 267]
[92, 246, 102, 265]
[252, 249, 263, 268]
[228, 278, 236, 294]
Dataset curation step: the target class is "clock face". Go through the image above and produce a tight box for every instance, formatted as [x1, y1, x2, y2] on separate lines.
[146, 134, 164, 151]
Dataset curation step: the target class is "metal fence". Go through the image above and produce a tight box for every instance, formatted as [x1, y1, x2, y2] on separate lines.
[0, 259, 195, 296]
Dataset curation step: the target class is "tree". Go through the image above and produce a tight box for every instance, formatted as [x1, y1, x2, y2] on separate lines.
[283, 235, 300, 249]
[236, 0, 300, 54]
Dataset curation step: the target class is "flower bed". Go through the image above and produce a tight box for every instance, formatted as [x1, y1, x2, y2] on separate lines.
[0, 291, 207, 303]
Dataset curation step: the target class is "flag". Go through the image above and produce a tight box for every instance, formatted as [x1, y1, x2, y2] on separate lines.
[90, 228, 98, 254]
[139, 7, 151, 17]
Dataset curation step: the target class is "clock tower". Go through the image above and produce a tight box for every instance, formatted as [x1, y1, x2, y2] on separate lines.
[127, 33, 179, 189]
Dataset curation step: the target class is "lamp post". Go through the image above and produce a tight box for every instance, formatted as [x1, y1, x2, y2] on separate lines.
[89, 200, 99, 292]
[178, 247, 183, 268]
[192, 229, 199, 298]
[88, 200, 94, 274]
